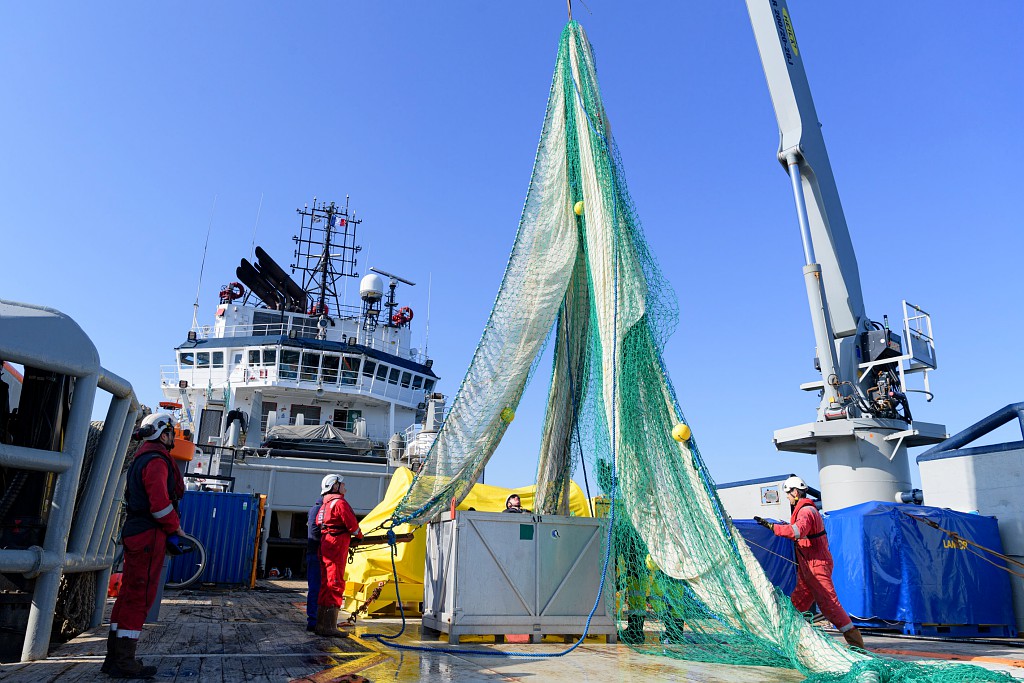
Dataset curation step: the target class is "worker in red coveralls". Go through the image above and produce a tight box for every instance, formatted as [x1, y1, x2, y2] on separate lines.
[314, 474, 362, 638]
[103, 413, 189, 678]
[755, 476, 865, 650]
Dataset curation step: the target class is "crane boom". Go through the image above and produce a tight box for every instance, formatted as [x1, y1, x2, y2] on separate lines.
[745, 0, 864, 339]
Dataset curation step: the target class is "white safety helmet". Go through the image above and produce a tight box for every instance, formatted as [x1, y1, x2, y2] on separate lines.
[320, 474, 344, 494]
[782, 475, 809, 493]
[138, 412, 176, 441]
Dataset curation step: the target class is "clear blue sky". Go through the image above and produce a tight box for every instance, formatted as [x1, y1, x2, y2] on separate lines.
[3, 2, 1021, 492]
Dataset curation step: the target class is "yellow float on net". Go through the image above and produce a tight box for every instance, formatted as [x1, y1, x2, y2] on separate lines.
[671, 423, 691, 442]
[573, 200, 585, 216]
[500, 407, 515, 423]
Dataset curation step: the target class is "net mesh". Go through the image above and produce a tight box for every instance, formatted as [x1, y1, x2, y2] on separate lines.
[392, 21, 1016, 683]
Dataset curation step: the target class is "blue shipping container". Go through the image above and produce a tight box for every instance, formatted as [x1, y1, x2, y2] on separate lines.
[168, 491, 261, 586]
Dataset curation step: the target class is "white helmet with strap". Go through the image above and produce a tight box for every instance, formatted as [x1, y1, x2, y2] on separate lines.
[320, 474, 344, 494]
[783, 475, 809, 493]
[137, 412, 175, 441]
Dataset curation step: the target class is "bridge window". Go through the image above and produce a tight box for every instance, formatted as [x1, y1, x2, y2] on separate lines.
[362, 360, 376, 378]
[388, 367, 401, 385]
[280, 350, 300, 380]
[179, 351, 195, 367]
[196, 352, 210, 368]
[412, 375, 423, 390]
[248, 350, 260, 365]
[322, 355, 340, 384]
[375, 364, 389, 381]
[424, 378, 435, 394]
[212, 351, 224, 369]
[262, 349, 276, 365]
[400, 372, 412, 388]
[341, 356, 360, 386]
[300, 352, 320, 382]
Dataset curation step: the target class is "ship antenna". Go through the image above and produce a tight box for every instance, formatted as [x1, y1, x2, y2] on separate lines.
[192, 195, 218, 331]
[249, 192, 264, 262]
[424, 272, 432, 359]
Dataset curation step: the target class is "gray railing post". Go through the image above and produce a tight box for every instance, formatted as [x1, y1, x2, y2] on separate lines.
[68, 392, 130, 555]
[21, 371, 99, 662]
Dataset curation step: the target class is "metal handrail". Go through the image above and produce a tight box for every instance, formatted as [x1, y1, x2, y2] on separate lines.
[1, 300, 138, 661]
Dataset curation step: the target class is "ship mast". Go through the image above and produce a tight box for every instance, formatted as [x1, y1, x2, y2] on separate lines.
[292, 196, 362, 330]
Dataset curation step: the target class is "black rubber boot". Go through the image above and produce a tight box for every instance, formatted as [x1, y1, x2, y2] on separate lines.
[621, 614, 645, 644]
[100, 630, 117, 674]
[314, 607, 349, 638]
[106, 637, 157, 679]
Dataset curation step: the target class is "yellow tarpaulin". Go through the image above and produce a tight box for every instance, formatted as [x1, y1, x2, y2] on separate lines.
[343, 467, 593, 616]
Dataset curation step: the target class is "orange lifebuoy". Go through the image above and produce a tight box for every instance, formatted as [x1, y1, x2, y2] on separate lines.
[229, 282, 245, 300]
[398, 306, 414, 323]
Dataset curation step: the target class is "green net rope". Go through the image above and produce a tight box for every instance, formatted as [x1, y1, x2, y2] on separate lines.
[392, 21, 1016, 683]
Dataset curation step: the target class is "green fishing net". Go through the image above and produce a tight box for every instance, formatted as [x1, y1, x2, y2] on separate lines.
[392, 21, 1015, 683]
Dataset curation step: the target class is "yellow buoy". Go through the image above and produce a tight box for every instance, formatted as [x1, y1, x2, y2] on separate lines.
[671, 423, 691, 442]
[500, 407, 515, 423]
[573, 200, 584, 216]
[645, 554, 659, 573]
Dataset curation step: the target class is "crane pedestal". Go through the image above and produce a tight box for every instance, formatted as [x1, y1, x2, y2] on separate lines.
[774, 418, 946, 511]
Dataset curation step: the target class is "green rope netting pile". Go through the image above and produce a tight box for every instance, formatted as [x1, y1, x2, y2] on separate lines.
[392, 21, 1015, 683]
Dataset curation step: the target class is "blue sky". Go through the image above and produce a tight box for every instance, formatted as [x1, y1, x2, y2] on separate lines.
[2, 2, 1021, 492]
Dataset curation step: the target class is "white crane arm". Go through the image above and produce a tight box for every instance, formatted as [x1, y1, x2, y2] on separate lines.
[746, 0, 865, 338]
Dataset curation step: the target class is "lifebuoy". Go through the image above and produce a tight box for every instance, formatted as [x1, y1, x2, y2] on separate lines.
[219, 282, 245, 304]
[398, 306, 414, 323]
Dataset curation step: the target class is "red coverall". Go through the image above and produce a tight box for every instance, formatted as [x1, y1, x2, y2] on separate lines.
[109, 441, 185, 636]
[316, 492, 361, 608]
[772, 497, 854, 632]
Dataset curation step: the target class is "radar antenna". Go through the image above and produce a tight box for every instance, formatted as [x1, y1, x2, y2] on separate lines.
[369, 267, 416, 328]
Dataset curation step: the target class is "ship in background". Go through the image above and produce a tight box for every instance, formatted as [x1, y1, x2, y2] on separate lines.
[159, 197, 444, 575]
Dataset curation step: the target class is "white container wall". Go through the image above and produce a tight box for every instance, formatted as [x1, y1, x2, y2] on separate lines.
[422, 511, 616, 644]
[716, 474, 794, 521]
[919, 447, 1024, 633]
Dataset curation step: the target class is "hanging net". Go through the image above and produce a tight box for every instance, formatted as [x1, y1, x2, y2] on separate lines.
[391, 21, 1015, 683]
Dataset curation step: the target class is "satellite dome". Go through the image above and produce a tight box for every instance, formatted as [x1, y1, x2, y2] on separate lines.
[360, 273, 385, 301]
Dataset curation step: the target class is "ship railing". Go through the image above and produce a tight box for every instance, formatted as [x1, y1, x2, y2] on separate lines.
[0, 300, 140, 662]
[232, 363, 433, 407]
[160, 364, 179, 385]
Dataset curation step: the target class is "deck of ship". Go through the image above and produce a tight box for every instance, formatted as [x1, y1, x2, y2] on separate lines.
[2, 579, 1022, 682]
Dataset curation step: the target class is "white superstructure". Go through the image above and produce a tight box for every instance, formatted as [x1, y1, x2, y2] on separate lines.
[157, 198, 444, 575]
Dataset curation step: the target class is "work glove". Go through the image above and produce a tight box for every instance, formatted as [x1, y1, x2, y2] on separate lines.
[166, 533, 196, 556]
[753, 516, 774, 530]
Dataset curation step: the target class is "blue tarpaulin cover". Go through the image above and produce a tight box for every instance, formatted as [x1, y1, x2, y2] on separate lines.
[823, 501, 1015, 627]
[734, 519, 797, 595]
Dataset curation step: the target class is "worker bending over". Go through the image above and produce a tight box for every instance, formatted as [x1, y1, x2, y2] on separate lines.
[755, 476, 865, 650]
